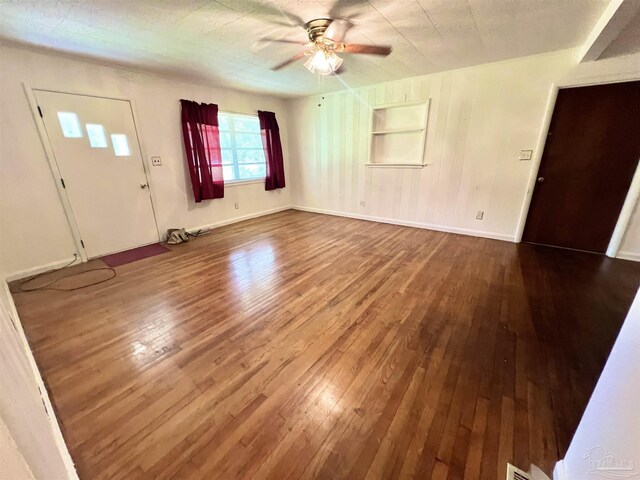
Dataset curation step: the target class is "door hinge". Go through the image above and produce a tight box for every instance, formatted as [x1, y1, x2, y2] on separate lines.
[60, 178, 66, 188]
[80, 240, 85, 249]
[37, 105, 43, 118]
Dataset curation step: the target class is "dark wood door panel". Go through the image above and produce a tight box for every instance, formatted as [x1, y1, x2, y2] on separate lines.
[523, 81, 640, 253]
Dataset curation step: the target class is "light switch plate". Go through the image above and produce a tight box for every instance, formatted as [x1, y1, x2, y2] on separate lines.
[151, 156, 162, 166]
[519, 150, 533, 161]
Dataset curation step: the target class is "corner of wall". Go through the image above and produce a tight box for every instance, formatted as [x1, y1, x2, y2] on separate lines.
[283, 97, 302, 207]
[0, 415, 35, 480]
[552, 460, 566, 480]
[0, 278, 79, 479]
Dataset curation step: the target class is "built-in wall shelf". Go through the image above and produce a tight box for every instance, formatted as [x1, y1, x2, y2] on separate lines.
[368, 100, 430, 167]
[371, 128, 425, 135]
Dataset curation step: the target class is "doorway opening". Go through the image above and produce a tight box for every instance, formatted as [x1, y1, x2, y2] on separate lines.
[32, 89, 160, 260]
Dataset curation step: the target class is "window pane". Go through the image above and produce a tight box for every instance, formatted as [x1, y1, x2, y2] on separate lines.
[217, 113, 266, 184]
[238, 163, 266, 179]
[219, 132, 232, 149]
[237, 149, 265, 164]
[111, 134, 131, 156]
[233, 116, 260, 132]
[221, 149, 234, 164]
[57, 112, 83, 138]
[235, 133, 262, 149]
[218, 114, 230, 131]
[86, 124, 108, 148]
[222, 165, 236, 181]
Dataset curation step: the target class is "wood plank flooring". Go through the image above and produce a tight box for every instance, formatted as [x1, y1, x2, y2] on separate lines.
[13, 211, 640, 479]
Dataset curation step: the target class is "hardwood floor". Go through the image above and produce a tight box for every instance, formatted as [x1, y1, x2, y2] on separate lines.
[13, 210, 640, 479]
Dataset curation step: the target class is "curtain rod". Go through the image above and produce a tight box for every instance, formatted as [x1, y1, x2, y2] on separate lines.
[180, 99, 263, 117]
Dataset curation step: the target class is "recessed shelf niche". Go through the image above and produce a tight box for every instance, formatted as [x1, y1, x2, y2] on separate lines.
[368, 100, 430, 168]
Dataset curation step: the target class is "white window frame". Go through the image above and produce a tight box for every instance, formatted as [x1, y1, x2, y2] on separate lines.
[219, 112, 266, 184]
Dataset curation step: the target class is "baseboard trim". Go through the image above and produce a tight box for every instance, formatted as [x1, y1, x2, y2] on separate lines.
[616, 251, 640, 262]
[291, 205, 515, 242]
[184, 205, 293, 238]
[5, 256, 79, 282]
[6, 206, 294, 281]
[5, 205, 524, 279]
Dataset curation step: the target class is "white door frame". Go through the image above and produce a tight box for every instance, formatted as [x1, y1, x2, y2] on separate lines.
[22, 84, 161, 262]
[515, 73, 640, 258]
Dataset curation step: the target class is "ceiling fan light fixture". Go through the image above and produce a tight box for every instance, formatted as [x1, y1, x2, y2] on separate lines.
[270, 17, 391, 73]
[327, 53, 343, 72]
[304, 49, 342, 75]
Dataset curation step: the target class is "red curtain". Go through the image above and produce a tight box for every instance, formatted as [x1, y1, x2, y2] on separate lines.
[258, 111, 286, 191]
[180, 99, 224, 202]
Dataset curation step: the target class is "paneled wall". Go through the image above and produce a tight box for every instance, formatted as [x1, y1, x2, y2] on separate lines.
[287, 50, 640, 254]
[288, 51, 575, 240]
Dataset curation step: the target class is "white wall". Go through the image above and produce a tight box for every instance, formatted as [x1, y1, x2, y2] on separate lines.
[0, 43, 292, 278]
[2, 43, 638, 276]
[618, 204, 640, 260]
[0, 280, 77, 479]
[0, 415, 35, 480]
[554, 287, 640, 480]
[286, 49, 640, 254]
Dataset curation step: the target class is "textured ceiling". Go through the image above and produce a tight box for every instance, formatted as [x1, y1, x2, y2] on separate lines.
[0, 0, 610, 97]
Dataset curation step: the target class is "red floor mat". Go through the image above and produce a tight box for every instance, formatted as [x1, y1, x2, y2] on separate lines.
[100, 243, 170, 268]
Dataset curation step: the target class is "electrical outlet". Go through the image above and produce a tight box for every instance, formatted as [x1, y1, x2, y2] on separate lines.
[476, 210, 484, 220]
[359, 200, 366, 207]
[234, 201, 239, 210]
[151, 156, 162, 166]
[518, 150, 533, 161]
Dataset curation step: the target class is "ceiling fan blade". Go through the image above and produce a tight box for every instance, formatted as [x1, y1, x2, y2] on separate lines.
[251, 3, 306, 28]
[342, 43, 392, 56]
[328, 0, 370, 19]
[260, 38, 308, 45]
[324, 19, 352, 42]
[272, 52, 306, 71]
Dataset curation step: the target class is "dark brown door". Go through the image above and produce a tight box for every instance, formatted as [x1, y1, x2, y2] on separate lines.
[523, 81, 640, 253]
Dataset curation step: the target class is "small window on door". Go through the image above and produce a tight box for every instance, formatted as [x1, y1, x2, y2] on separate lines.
[86, 124, 108, 148]
[111, 134, 131, 156]
[57, 112, 83, 138]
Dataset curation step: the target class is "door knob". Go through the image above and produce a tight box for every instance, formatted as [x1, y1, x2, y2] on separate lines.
[140, 183, 148, 189]
[537, 177, 545, 183]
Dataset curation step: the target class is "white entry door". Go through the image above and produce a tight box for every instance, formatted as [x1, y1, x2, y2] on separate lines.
[34, 90, 159, 258]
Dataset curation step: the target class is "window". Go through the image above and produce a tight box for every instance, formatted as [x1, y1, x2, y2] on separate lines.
[86, 124, 108, 148]
[111, 134, 131, 156]
[57, 112, 83, 138]
[218, 113, 266, 182]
